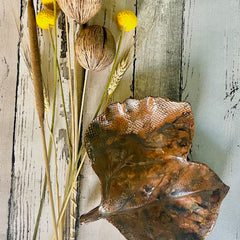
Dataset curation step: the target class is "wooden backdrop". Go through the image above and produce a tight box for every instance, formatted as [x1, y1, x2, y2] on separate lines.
[0, 0, 239, 239]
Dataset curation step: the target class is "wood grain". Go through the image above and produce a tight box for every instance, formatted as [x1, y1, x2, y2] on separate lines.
[7, 1, 71, 239]
[134, 0, 184, 101]
[182, 1, 240, 239]
[0, 0, 20, 239]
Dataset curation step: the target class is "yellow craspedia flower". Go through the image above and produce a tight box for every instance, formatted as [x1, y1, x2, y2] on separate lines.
[42, 0, 55, 4]
[36, 9, 55, 30]
[42, 0, 58, 10]
[116, 10, 137, 32]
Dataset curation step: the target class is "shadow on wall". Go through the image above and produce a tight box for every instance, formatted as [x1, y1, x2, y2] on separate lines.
[133, 64, 182, 101]
[189, 128, 228, 178]
[133, 0, 184, 101]
[182, 59, 228, 178]
[134, 58, 228, 178]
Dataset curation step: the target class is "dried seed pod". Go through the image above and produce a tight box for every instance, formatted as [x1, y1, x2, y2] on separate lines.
[75, 25, 116, 71]
[57, 0, 103, 24]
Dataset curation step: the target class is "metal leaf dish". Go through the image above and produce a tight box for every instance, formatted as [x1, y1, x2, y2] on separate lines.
[80, 97, 229, 240]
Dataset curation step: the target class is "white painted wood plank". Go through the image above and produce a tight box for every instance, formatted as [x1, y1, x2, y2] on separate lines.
[0, 0, 20, 239]
[135, 0, 184, 101]
[182, 0, 240, 239]
[7, 1, 72, 239]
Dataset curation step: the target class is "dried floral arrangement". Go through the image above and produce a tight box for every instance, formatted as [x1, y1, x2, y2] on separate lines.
[25, 0, 229, 239]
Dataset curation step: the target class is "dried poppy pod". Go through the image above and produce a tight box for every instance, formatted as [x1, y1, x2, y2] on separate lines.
[57, 0, 103, 24]
[75, 25, 116, 71]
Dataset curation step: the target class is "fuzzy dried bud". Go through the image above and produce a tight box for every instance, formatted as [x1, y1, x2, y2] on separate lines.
[57, 0, 103, 24]
[75, 25, 116, 71]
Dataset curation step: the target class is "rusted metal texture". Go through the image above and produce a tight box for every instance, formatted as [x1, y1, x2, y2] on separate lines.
[81, 97, 229, 240]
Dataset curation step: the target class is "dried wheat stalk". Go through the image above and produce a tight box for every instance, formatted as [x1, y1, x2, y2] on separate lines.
[27, 0, 58, 239]
[28, 0, 45, 123]
[107, 58, 128, 97]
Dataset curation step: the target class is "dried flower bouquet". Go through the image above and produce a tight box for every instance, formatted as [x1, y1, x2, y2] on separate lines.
[24, 0, 229, 239]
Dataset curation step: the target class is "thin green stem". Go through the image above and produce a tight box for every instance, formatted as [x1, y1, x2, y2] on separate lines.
[66, 15, 75, 168]
[73, 21, 79, 166]
[94, 26, 126, 119]
[32, 176, 47, 240]
[46, 114, 60, 214]
[74, 24, 84, 162]
[77, 69, 88, 145]
[65, 16, 76, 240]
[76, 145, 84, 169]
[40, 124, 58, 240]
[51, 150, 87, 240]
[48, 28, 72, 159]
[71, 21, 79, 240]
[71, 31, 85, 235]
[60, 151, 87, 222]
[52, 2, 59, 238]
[103, 95, 111, 112]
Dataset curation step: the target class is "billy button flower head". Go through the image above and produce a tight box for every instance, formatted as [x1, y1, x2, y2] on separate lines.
[42, 0, 58, 10]
[36, 9, 55, 29]
[116, 10, 137, 32]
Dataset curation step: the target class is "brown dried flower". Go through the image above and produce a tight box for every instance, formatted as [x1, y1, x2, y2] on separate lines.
[75, 25, 116, 71]
[57, 0, 103, 24]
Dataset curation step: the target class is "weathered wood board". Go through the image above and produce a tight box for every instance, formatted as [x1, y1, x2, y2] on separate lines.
[0, 0, 239, 239]
[0, 1, 20, 239]
[182, 1, 240, 239]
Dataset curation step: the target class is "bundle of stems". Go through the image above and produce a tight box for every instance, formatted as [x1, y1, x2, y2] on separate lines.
[27, 1, 146, 239]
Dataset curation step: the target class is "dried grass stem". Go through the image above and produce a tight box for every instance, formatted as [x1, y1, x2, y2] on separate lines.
[27, 0, 44, 123]
[28, 1, 58, 239]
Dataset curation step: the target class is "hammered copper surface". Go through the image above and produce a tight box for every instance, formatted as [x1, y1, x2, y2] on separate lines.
[81, 97, 229, 240]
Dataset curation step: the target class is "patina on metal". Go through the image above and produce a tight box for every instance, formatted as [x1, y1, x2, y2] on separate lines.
[80, 97, 229, 240]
